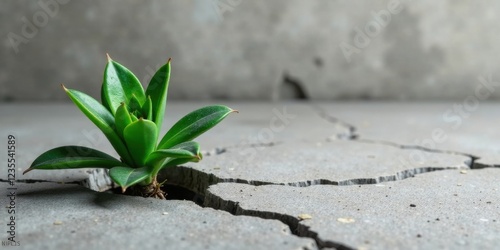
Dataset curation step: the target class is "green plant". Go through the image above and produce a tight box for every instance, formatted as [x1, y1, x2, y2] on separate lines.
[24, 55, 236, 199]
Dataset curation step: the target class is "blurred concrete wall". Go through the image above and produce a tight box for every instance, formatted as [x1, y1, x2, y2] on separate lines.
[1, 0, 500, 102]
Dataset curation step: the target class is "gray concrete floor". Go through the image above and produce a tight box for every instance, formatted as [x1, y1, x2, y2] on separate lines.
[0, 102, 499, 249]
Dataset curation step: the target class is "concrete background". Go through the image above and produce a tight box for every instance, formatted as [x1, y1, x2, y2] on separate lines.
[1, 0, 500, 102]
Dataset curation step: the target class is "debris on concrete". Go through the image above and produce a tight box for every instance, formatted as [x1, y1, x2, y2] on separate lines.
[298, 214, 313, 220]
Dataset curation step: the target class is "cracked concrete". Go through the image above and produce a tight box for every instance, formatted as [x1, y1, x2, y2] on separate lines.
[206, 168, 500, 249]
[1, 102, 499, 249]
[315, 102, 500, 168]
[3, 182, 316, 249]
[163, 140, 470, 194]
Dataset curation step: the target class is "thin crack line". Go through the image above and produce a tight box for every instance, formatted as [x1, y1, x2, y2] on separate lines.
[354, 138, 479, 162]
[163, 162, 470, 197]
[310, 103, 358, 140]
[0, 179, 80, 184]
[204, 189, 353, 250]
[472, 160, 500, 169]
[309, 103, 488, 169]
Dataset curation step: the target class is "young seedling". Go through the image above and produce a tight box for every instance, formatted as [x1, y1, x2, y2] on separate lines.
[23, 55, 237, 199]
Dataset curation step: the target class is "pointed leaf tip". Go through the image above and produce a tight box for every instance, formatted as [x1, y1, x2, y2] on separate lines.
[22, 168, 33, 175]
[102, 59, 146, 115]
[64, 89, 134, 164]
[28, 146, 124, 171]
[106, 53, 112, 62]
[158, 105, 236, 149]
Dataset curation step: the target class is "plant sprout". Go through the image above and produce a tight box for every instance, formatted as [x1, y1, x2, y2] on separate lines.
[23, 55, 236, 199]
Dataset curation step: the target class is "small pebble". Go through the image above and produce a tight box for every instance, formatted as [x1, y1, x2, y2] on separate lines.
[162, 212, 169, 215]
[410, 204, 416, 207]
[298, 214, 313, 220]
[460, 170, 467, 174]
[53, 221, 63, 225]
[337, 217, 355, 224]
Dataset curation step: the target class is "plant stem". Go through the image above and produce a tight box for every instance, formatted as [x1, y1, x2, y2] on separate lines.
[131, 175, 166, 199]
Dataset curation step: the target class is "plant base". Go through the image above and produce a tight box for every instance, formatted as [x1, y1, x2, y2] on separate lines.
[129, 179, 167, 199]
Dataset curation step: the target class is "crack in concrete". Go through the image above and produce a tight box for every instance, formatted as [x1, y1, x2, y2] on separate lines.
[160, 167, 276, 195]
[472, 160, 500, 169]
[310, 103, 357, 140]
[11, 103, 497, 250]
[355, 138, 478, 159]
[0, 179, 80, 184]
[353, 138, 478, 168]
[310, 103, 492, 171]
[161, 163, 470, 197]
[204, 188, 354, 250]
[1, 169, 115, 192]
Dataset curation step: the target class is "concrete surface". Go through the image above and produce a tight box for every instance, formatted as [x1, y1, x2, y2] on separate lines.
[165, 140, 470, 194]
[5, 182, 316, 249]
[317, 102, 500, 168]
[1, 102, 499, 249]
[3, 1, 500, 102]
[206, 168, 500, 249]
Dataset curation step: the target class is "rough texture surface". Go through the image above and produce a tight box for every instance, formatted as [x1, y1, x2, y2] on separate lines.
[2, 1, 500, 101]
[317, 102, 500, 168]
[164, 140, 470, 194]
[206, 168, 500, 249]
[3, 182, 316, 250]
[1, 102, 500, 249]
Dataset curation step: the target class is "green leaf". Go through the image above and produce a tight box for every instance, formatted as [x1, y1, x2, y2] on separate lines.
[63, 86, 134, 165]
[123, 119, 157, 166]
[109, 166, 151, 192]
[101, 84, 111, 112]
[128, 94, 143, 114]
[130, 113, 139, 122]
[158, 105, 236, 149]
[24, 146, 123, 174]
[102, 55, 146, 115]
[145, 59, 170, 129]
[146, 141, 201, 167]
[115, 103, 132, 139]
[142, 96, 153, 121]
